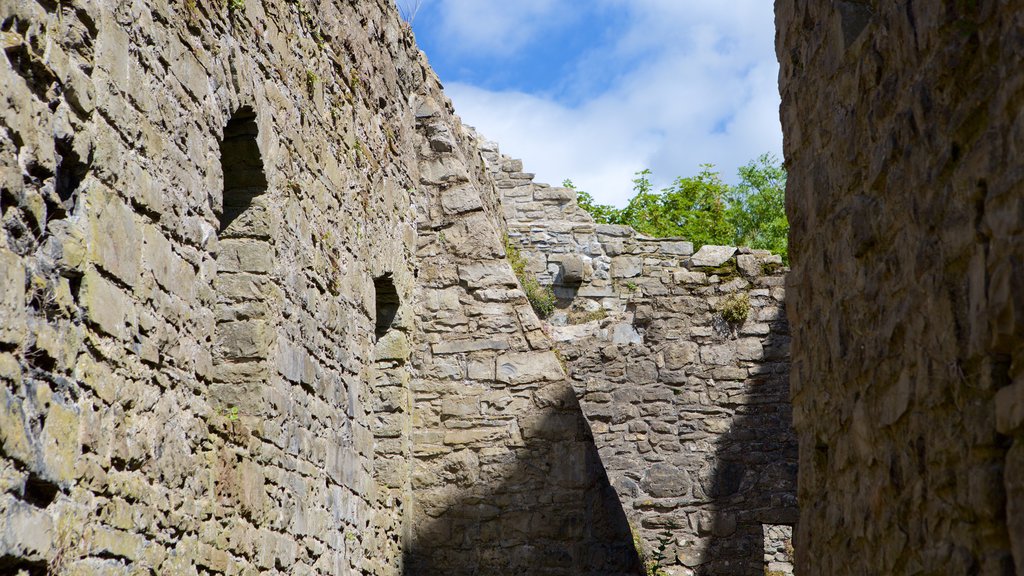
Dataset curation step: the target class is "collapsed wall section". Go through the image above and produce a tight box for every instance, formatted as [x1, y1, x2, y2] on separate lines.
[403, 100, 642, 576]
[777, 1, 1024, 573]
[488, 138, 798, 576]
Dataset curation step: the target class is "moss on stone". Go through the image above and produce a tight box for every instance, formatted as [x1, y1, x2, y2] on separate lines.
[718, 292, 750, 324]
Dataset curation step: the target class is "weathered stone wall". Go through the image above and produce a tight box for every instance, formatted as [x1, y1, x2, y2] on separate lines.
[403, 108, 641, 576]
[491, 144, 798, 576]
[777, 1, 1024, 573]
[0, 0, 801, 574]
[0, 0, 428, 573]
[0, 0, 647, 574]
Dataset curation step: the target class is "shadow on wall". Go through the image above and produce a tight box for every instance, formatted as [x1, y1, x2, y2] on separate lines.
[403, 384, 644, 576]
[696, 314, 798, 575]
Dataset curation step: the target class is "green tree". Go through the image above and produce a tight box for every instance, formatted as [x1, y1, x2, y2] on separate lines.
[728, 153, 788, 260]
[618, 169, 667, 234]
[568, 154, 789, 260]
[657, 165, 733, 246]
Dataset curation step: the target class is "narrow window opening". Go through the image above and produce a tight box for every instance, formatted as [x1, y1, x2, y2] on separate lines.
[763, 524, 795, 575]
[214, 107, 272, 390]
[219, 107, 268, 234]
[374, 273, 400, 339]
[53, 135, 88, 217]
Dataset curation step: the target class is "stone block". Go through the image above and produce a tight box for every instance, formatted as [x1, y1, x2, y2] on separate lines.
[441, 395, 478, 419]
[277, 340, 314, 384]
[80, 269, 135, 339]
[217, 319, 270, 360]
[700, 344, 735, 366]
[595, 224, 634, 237]
[660, 241, 694, 256]
[496, 351, 564, 384]
[736, 254, 760, 276]
[0, 249, 25, 346]
[611, 256, 643, 278]
[0, 387, 33, 465]
[611, 323, 643, 345]
[218, 238, 274, 274]
[501, 158, 523, 172]
[712, 366, 748, 381]
[87, 188, 142, 286]
[40, 400, 80, 484]
[432, 338, 509, 355]
[468, 359, 496, 380]
[577, 284, 615, 297]
[457, 262, 517, 288]
[735, 338, 765, 361]
[96, 14, 130, 91]
[443, 427, 505, 445]
[556, 254, 585, 284]
[690, 245, 737, 267]
[534, 187, 575, 202]
[996, 379, 1024, 435]
[0, 496, 53, 560]
[441, 184, 483, 215]
[662, 342, 699, 370]
[143, 224, 196, 299]
[641, 462, 691, 498]
[420, 157, 471, 186]
[222, 200, 272, 239]
[596, 241, 620, 258]
[519, 413, 582, 441]
[374, 331, 411, 362]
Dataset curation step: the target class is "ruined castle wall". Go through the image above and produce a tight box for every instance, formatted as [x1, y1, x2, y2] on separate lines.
[0, 0, 432, 573]
[777, 1, 1024, 573]
[493, 148, 798, 576]
[403, 105, 642, 576]
[0, 0, 804, 573]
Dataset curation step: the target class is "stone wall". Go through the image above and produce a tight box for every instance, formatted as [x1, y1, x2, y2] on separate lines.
[402, 99, 641, 575]
[0, 0, 427, 573]
[491, 143, 798, 576]
[0, 0, 800, 574]
[0, 0, 647, 573]
[777, 0, 1024, 573]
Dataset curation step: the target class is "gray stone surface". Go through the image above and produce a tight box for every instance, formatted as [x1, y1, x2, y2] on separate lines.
[0, 1, 795, 575]
[691, 245, 737, 267]
[778, 1, 1024, 573]
[491, 136, 796, 574]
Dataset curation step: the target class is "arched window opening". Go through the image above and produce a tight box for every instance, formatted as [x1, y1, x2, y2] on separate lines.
[219, 107, 268, 234]
[214, 107, 272, 390]
[374, 273, 400, 339]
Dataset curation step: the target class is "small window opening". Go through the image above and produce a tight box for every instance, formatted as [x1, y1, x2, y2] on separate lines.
[763, 524, 795, 574]
[213, 106, 271, 386]
[219, 106, 268, 234]
[53, 135, 88, 216]
[374, 273, 400, 339]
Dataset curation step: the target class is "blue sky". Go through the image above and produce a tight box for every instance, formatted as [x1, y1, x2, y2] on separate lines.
[401, 0, 783, 206]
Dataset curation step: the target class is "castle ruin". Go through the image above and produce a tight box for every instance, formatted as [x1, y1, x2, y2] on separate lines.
[0, 0, 1019, 575]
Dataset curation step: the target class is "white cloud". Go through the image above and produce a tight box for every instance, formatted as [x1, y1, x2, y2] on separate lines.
[439, 1, 783, 206]
[431, 0, 569, 56]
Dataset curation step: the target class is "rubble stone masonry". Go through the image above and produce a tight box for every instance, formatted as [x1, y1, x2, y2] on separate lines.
[0, 0, 797, 575]
[490, 141, 797, 575]
[777, 1, 1024, 573]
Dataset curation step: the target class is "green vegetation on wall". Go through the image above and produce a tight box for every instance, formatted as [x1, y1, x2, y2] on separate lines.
[568, 153, 788, 261]
[503, 234, 557, 318]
